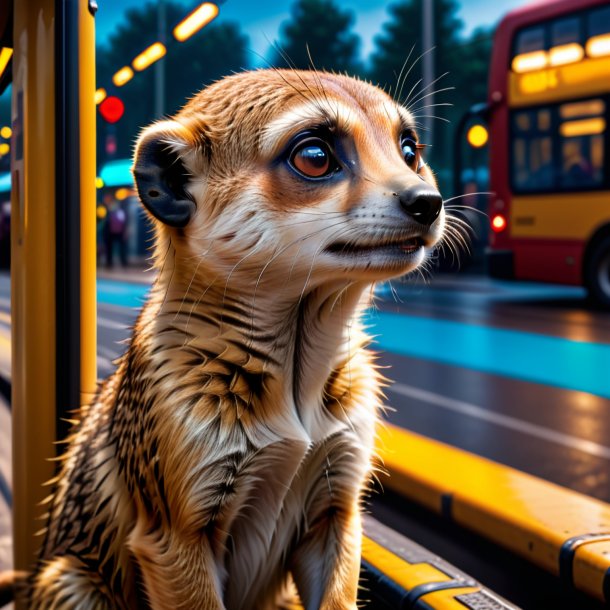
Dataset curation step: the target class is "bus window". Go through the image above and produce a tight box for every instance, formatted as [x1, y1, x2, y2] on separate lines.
[512, 99, 606, 193]
[512, 109, 553, 191]
[588, 6, 610, 38]
[559, 99, 605, 119]
[558, 99, 605, 188]
[514, 26, 545, 55]
[551, 17, 580, 46]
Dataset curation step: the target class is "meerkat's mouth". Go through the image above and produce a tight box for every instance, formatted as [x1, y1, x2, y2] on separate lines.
[325, 236, 425, 257]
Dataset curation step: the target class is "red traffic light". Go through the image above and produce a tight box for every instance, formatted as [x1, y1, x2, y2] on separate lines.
[99, 96, 124, 124]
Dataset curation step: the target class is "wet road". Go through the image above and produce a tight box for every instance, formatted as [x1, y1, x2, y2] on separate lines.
[373, 275, 610, 503]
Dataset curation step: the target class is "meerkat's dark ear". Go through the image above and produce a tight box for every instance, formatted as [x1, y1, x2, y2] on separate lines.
[132, 120, 198, 228]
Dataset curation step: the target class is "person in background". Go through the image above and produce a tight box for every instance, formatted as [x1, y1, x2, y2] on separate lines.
[96, 200, 108, 266]
[103, 195, 129, 268]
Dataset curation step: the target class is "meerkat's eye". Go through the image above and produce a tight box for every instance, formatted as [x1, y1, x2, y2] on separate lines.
[288, 137, 339, 180]
[400, 131, 420, 169]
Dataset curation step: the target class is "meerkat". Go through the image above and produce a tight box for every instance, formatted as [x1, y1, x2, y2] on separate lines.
[20, 69, 445, 609]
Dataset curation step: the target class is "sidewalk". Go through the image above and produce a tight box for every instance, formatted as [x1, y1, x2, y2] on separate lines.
[0, 392, 11, 583]
[96, 261, 155, 285]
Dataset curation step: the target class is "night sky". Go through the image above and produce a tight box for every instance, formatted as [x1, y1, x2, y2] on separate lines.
[95, 0, 533, 63]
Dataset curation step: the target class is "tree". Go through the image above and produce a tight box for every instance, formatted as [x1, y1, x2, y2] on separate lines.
[270, 0, 363, 76]
[368, 1, 493, 195]
[455, 27, 493, 114]
[96, 1, 249, 161]
[369, 0, 463, 96]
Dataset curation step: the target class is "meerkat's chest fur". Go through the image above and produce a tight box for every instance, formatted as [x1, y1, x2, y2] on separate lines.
[60, 286, 378, 608]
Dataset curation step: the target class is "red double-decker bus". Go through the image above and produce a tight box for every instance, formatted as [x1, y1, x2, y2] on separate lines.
[486, 0, 610, 305]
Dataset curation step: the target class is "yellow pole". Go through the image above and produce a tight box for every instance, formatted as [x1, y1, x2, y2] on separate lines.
[11, 0, 96, 581]
[11, 0, 57, 577]
[80, 2, 98, 409]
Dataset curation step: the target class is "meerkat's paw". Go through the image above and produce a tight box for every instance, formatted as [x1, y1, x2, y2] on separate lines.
[274, 577, 302, 609]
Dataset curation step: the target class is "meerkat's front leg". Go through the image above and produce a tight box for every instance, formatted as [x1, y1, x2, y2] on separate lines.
[28, 556, 114, 610]
[289, 432, 369, 610]
[290, 502, 362, 610]
[128, 522, 225, 610]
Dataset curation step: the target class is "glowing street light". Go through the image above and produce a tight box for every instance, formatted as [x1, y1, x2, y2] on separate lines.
[0, 48, 12, 79]
[0, 126, 11, 139]
[173, 3, 219, 42]
[0, 143, 9, 156]
[133, 42, 167, 71]
[466, 124, 489, 148]
[114, 187, 132, 200]
[94, 88, 107, 105]
[112, 66, 134, 87]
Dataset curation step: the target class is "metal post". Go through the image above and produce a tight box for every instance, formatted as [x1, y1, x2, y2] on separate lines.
[422, 0, 434, 146]
[155, 0, 166, 118]
[12, 0, 96, 579]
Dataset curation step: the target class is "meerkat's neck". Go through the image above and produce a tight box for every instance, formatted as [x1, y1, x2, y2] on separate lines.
[142, 260, 372, 431]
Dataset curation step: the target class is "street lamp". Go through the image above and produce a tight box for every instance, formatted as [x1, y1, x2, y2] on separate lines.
[112, 66, 134, 87]
[0, 47, 12, 79]
[94, 88, 107, 105]
[133, 41, 167, 72]
[173, 2, 219, 42]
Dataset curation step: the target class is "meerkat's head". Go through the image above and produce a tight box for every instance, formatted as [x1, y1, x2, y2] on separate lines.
[133, 69, 445, 296]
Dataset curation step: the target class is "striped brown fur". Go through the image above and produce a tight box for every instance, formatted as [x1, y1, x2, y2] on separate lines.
[26, 69, 446, 609]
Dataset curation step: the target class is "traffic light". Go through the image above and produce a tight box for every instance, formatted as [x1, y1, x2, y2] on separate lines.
[98, 96, 124, 124]
[466, 124, 489, 148]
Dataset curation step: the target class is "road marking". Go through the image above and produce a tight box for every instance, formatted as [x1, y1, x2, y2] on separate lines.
[97, 315, 128, 331]
[97, 355, 115, 372]
[98, 345, 121, 361]
[389, 382, 610, 460]
[366, 310, 610, 399]
[97, 279, 149, 308]
[0, 284, 147, 310]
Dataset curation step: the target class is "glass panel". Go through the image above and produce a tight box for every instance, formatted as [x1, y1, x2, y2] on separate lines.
[559, 97, 605, 188]
[512, 109, 553, 192]
[538, 109, 551, 131]
[551, 17, 580, 46]
[559, 99, 605, 119]
[515, 27, 545, 55]
[513, 99, 606, 193]
[560, 135, 604, 188]
[588, 6, 610, 38]
[515, 111, 531, 132]
[513, 139, 528, 189]
[512, 137, 553, 191]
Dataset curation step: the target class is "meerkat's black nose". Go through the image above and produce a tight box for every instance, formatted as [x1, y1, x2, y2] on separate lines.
[398, 185, 443, 226]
